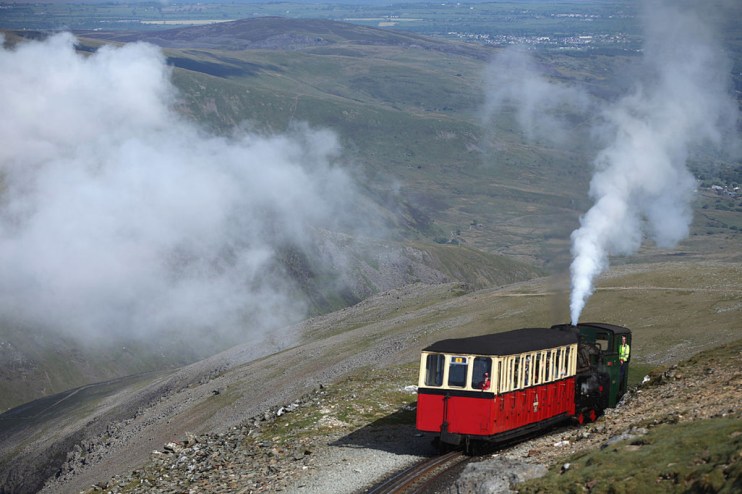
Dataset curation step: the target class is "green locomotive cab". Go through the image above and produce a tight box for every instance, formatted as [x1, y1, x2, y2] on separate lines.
[554, 322, 632, 408]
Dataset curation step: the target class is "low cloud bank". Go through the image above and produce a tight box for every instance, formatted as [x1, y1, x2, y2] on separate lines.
[0, 33, 369, 347]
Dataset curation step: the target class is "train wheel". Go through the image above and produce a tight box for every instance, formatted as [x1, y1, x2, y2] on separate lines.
[576, 412, 585, 425]
[436, 438, 450, 454]
[464, 437, 479, 456]
[588, 409, 597, 422]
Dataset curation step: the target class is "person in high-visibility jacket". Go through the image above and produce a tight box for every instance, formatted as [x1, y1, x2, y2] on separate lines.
[619, 335, 631, 386]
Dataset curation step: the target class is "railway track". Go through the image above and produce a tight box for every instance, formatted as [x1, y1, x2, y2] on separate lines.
[365, 451, 469, 494]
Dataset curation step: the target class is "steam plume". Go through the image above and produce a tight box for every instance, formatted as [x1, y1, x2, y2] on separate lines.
[570, 0, 738, 324]
[0, 33, 367, 347]
[482, 46, 590, 146]
[482, 1, 738, 325]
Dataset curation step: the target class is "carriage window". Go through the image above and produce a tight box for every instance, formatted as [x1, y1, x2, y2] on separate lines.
[471, 357, 492, 390]
[448, 356, 468, 388]
[491, 359, 500, 393]
[502, 357, 513, 392]
[551, 350, 557, 379]
[513, 356, 521, 389]
[424, 354, 445, 386]
[544, 351, 552, 382]
[533, 353, 542, 385]
[565, 346, 572, 375]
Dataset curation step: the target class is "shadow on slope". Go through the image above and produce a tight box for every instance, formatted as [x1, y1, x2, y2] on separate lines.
[328, 404, 427, 455]
[0, 372, 166, 494]
[167, 56, 262, 77]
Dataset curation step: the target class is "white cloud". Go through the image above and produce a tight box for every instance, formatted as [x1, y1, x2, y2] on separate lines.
[0, 33, 366, 347]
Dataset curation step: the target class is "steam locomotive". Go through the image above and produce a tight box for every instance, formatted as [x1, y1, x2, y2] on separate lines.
[415, 322, 631, 453]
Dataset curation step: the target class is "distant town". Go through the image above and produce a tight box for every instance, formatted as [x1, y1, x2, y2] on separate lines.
[446, 31, 637, 51]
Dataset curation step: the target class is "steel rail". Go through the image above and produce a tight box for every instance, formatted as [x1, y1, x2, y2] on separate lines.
[365, 451, 468, 494]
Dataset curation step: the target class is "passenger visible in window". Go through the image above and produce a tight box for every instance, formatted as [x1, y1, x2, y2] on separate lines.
[480, 372, 491, 390]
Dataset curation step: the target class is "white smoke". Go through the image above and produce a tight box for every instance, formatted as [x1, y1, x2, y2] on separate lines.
[569, 0, 738, 324]
[482, 46, 591, 146]
[481, 1, 739, 326]
[0, 33, 366, 347]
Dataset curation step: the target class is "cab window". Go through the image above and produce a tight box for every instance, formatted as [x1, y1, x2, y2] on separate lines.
[594, 332, 611, 352]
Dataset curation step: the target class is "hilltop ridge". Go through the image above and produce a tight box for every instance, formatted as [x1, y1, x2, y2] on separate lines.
[79, 16, 486, 56]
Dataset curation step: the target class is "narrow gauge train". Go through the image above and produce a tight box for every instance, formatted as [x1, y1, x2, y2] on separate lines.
[415, 322, 631, 453]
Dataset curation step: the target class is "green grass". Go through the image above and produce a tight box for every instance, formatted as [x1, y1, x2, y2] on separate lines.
[165, 47, 599, 260]
[518, 417, 742, 494]
[68, 20, 738, 265]
[244, 362, 420, 444]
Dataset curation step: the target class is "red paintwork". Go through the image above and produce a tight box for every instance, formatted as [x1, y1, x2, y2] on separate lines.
[416, 377, 576, 437]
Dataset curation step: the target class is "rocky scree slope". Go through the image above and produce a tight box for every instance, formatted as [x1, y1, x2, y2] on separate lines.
[70, 338, 742, 494]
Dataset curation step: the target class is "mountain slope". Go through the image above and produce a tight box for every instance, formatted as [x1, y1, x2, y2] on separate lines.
[1, 14, 738, 415]
[1, 260, 739, 494]
[62, 335, 742, 493]
[0, 239, 539, 412]
[74, 18, 610, 260]
[0, 18, 738, 493]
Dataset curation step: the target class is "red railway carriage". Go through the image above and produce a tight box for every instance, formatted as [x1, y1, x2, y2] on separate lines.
[416, 326, 581, 451]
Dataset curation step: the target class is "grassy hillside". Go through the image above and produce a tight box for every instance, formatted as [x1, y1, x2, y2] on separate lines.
[77, 19, 622, 262]
[0, 238, 538, 412]
[0, 15, 739, 419]
[75, 18, 740, 265]
[517, 338, 742, 494]
[0, 325, 209, 412]
[6, 258, 733, 494]
[0, 15, 738, 411]
[7, 17, 730, 269]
